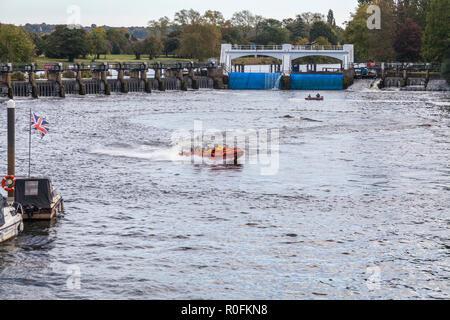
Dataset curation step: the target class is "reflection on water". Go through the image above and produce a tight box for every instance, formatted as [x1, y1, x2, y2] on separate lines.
[0, 86, 449, 299]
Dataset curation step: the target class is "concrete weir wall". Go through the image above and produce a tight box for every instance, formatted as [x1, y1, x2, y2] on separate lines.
[228, 72, 343, 90]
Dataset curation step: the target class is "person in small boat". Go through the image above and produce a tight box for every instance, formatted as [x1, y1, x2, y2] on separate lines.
[316, 93, 320, 98]
[308, 94, 311, 98]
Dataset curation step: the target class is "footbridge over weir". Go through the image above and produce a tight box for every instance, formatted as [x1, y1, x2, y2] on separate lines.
[220, 44, 354, 74]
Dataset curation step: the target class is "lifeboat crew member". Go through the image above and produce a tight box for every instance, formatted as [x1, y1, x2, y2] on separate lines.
[211, 144, 219, 157]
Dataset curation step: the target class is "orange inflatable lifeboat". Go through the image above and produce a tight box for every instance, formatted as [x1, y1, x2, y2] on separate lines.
[179, 145, 244, 160]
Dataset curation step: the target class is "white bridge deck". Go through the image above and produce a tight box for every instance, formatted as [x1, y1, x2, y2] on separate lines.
[220, 44, 354, 74]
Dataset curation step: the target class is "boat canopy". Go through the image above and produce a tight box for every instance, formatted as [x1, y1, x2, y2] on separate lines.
[14, 177, 55, 209]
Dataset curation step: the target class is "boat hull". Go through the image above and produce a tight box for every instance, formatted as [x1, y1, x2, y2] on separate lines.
[305, 97, 324, 101]
[0, 207, 23, 243]
[179, 148, 244, 161]
[22, 196, 63, 220]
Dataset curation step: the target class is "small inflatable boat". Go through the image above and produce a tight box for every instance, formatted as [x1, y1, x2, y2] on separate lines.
[179, 146, 244, 160]
[305, 96, 324, 101]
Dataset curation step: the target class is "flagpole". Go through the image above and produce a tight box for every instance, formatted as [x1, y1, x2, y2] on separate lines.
[29, 108, 31, 178]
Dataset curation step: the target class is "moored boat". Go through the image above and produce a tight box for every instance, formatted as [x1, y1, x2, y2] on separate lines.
[14, 177, 64, 220]
[0, 192, 23, 243]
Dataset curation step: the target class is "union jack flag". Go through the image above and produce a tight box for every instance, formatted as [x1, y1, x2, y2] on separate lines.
[31, 112, 49, 138]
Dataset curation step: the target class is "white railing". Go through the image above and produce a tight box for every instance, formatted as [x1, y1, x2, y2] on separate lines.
[230, 45, 283, 51]
[291, 45, 343, 51]
[228, 44, 344, 51]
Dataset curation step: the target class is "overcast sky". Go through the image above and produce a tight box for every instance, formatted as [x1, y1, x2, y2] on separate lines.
[0, 0, 358, 27]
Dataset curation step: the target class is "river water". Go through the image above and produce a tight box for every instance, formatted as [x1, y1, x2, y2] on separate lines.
[0, 81, 449, 299]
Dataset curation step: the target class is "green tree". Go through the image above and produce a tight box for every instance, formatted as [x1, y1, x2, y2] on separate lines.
[344, 4, 370, 61]
[366, 0, 396, 61]
[222, 27, 247, 44]
[0, 24, 35, 62]
[396, 0, 431, 30]
[163, 37, 180, 56]
[148, 16, 173, 58]
[28, 31, 45, 56]
[300, 12, 324, 26]
[179, 23, 221, 60]
[283, 15, 307, 42]
[314, 36, 332, 46]
[90, 27, 108, 59]
[130, 38, 145, 59]
[327, 9, 336, 27]
[300, 11, 324, 36]
[203, 10, 225, 26]
[174, 9, 203, 26]
[44, 25, 90, 62]
[106, 28, 130, 54]
[333, 25, 345, 45]
[142, 35, 163, 59]
[162, 29, 181, 56]
[255, 19, 290, 45]
[310, 21, 337, 44]
[422, 0, 450, 62]
[411, 0, 431, 30]
[231, 10, 259, 39]
[148, 16, 171, 37]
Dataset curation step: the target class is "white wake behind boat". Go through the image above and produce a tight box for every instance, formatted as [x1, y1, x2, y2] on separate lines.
[0, 197, 23, 243]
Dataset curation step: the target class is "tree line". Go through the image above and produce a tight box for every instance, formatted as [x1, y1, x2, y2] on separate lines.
[345, 0, 449, 63]
[0, 1, 449, 70]
[0, 8, 345, 62]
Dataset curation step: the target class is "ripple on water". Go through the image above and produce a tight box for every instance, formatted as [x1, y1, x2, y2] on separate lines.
[0, 89, 449, 299]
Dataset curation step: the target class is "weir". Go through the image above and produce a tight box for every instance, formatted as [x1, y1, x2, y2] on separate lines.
[0, 61, 219, 98]
[3, 58, 447, 95]
[361, 62, 448, 91]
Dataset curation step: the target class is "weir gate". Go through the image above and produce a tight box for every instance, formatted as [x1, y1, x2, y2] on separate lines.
[0, 62, 218, 98]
